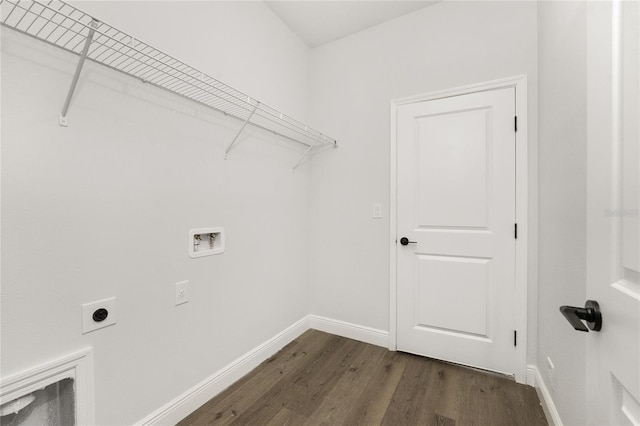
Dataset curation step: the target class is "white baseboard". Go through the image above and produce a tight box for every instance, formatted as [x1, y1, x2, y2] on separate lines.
[137, 316, 310, 425]
[137, 315, 390, 425]
[533, 365, 563, 426]
[308, 315, 389, 348]
[526, 364, 537, 387]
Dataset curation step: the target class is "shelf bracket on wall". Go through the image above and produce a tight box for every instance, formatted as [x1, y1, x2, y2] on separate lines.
[292, 134, 322, 172]
[59, 19, 98, 127]
[225, 101, 259, 159]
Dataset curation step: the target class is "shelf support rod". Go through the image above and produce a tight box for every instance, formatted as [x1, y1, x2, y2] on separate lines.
[225, 102, 259, 158]
[59, 19, 98, 127]
[292, 134, 322, 172]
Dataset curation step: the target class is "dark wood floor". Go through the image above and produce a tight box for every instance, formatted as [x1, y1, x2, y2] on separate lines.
[179, 330, 547, 426]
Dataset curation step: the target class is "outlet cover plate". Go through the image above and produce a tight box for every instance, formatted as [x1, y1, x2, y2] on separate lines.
[175, 280, 189, 306]
[81, 297, 117, 334]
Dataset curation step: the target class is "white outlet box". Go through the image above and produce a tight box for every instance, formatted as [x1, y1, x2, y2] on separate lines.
[81, 297, 117, 334]
[189, 227, 225, 258]
[175, 281, 189, 306]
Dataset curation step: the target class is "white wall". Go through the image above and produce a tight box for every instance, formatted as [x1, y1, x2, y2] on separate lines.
[537, 2, 588, 424]
[74, 1, 310, 120]
[1, 1, 595, 424]
[307, 0, 539, 362]
[1, 2, 312, 424]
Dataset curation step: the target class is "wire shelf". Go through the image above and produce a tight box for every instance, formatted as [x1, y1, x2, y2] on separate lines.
[0, 0, 337, 150]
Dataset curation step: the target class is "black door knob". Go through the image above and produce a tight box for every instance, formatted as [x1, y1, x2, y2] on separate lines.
[400, 237, 417, 246]
[559, 300, 602, 332]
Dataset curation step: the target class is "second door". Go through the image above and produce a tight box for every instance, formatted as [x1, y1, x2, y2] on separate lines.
[396, 87, 517, 375]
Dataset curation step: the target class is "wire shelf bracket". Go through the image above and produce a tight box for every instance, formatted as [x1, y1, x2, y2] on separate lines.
[59, 18, 97, 127]
[292, 134, 321, 172]
[0, 0, 338, 156]
[225, 100, 259, 159]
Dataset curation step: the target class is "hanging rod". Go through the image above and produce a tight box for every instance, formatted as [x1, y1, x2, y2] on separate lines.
[0, 0, 338, 151]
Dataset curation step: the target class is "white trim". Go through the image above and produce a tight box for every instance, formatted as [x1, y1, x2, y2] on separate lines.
[308, 315, 390, 348]
[526, 364, 537, 387]
[514, 76, 530, 385]
[534, 365, 563, 426]
[137, 316, 310, 425]
[0, 347, 94, 425]
[389, 102, 398, 351]
[389, 75, 529, 383]
[392, 75, 529, 107]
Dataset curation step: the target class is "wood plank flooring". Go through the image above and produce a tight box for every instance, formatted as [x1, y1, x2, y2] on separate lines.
[178, 330, 547, 426]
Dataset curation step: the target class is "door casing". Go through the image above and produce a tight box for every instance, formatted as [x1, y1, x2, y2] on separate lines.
[389, 75, 530, 384]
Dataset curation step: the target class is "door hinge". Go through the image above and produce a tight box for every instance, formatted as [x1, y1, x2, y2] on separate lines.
[514, 223, 518, 239]
[514, 330, 517, 346]
[514, 116, 518, 132]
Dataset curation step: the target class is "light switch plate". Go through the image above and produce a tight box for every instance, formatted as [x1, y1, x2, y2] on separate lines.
[373, 203, 382, 219]
[81, 297, 117, 334]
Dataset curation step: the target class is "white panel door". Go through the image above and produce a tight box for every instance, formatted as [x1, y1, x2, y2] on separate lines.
[585, 1, 640, 424]
[396, 87, 516, 375]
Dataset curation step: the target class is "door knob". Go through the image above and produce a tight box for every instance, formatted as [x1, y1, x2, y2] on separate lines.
[399, 237, 417, 246]
[559, 300, 602, 332]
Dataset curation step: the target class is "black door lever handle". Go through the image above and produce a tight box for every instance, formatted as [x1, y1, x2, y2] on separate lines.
[559, 300, 602, 332]
[399, 237, 417, 246]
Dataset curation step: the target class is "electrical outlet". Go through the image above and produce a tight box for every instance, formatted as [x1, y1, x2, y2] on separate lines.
[175, 281, 189, 306]
[81, 297, 117, 334]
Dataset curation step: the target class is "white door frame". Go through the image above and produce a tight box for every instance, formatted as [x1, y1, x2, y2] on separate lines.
[389, 75, 529, 383]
